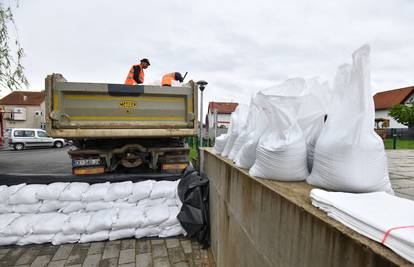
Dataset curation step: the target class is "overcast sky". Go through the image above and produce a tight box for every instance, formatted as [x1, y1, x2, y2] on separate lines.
[1, 0, 414, 110]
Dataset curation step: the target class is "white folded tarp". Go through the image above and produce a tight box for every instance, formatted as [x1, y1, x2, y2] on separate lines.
[310, 189, 414, 263]
[307, 45, 393, 193]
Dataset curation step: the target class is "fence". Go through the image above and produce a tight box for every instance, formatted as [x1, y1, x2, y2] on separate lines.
[382, 128, 414, 149]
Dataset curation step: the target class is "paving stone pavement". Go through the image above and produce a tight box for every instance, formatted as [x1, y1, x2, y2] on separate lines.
[387, 150, 414, 200]
[0, 237, 214, 267]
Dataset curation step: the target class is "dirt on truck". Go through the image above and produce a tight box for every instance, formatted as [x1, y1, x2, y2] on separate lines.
[45, 73, 198, 175]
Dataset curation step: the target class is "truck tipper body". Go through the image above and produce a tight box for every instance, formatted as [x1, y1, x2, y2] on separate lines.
[45, 74, 198, 174]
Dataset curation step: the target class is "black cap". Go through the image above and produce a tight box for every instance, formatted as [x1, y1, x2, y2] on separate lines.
[140, 58, 150, 65]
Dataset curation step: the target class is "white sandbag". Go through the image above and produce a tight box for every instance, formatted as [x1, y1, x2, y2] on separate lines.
[82, 182, 110, 202]
[39, 200, 69, 213]
[62, 212, 92, 234]
[17, 234, 54, 245]
[0, 204, 14, 213]
[138, 198, 168, 209]
[112, 207, 145, 230]
[145, 204, 170, 226]
[109, 228, 135, 241]
[59, 182, 89, 201]
[0, 184, 25, 203]
[8, 184, 46, 204]
[296, 78, 331, 172]
[228, 103, 252, 160]
[135, 226, 161, 239]
[52, 233, 80, 245]
[159, 224, 186, 238]
[307, 45, 393, 193]
[112, 201, 136, 209]
[0, 213, 20, 231]
[59, 201, 86, 213]
[85, 201, 114, 211]
[221, 104, 249, 157]
[0, 235, 19, 245]
[234, 95, 269, 168]
[14, 203, 42, 214]
[86, 209, 117, 233]
[212, 133, 229, 155]
[79, 230, 109, 243]
[0, 185, 7, 194]
[3, 214, 43, 236]
[32, 213, 68, 234]
[150, 180, 178, 200]
[37, 182, 69, 200]
[160, 207, 179, 227]
[105, 181, 133, 201]
[128, 180, 155, 202]
[249, 91, 309, 181]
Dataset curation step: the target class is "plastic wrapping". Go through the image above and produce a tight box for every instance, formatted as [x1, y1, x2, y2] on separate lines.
[177, 167, 210, 248]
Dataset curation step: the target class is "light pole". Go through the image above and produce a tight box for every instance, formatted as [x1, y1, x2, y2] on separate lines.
[196, 80, 208, 147]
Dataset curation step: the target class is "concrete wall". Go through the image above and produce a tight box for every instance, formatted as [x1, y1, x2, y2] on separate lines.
[203, 148, 410, 267]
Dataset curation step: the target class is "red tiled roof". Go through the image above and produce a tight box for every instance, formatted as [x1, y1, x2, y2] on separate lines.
[208, 102, 238, 114]
[0, 91, 45, 106]
[374, 86, 414, 110]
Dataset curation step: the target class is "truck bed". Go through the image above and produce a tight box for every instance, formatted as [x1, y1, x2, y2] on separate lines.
[45, 74, 198, 139]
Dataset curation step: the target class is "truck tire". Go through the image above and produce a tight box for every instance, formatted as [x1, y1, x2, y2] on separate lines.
[54, 141, 63, 148]
[14, 143, 24, 151]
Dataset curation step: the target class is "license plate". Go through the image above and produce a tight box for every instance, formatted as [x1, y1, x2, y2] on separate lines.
[162, 163, 188, 171]
[72, 158, 101, 167]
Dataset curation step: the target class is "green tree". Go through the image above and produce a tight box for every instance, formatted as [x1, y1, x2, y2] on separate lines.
[0, 1, 28, 92]
[389, 104, 414, 128]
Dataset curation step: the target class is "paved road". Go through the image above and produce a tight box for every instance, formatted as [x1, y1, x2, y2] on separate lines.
[387, 150, 414, 200]
[0, 146, 73, 174]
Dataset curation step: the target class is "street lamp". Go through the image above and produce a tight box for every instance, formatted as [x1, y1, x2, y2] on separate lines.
[196, 80, 208, 147]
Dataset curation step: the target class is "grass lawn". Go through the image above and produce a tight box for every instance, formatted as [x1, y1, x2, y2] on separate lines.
[189, 147, 198, 160]
[384, 138, 414, 149]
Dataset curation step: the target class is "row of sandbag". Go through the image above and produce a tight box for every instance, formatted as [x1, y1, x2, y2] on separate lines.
[213, 45, 393, 194]
[0, 180, 178, 207]
[0, 205, 185, 246]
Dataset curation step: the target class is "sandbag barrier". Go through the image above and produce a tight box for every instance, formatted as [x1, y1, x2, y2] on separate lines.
[0, 166, 210, 247]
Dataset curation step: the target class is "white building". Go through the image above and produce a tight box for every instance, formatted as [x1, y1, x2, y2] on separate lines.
[374, 86, 414, 129]
[206, 102, 238, 138]
[0, 91, 46, 129]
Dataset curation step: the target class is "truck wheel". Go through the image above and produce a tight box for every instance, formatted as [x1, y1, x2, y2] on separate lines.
[14, 143, 24, 151]
[54, 141, 63, 148]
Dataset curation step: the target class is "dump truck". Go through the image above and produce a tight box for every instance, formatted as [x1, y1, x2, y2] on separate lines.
[45, 74, 198, 175]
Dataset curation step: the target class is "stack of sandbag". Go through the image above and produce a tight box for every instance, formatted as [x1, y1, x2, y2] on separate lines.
[212, 133, 229, 155]
[310, 189, 414, 263]
[249, 88, 309, 181]
[0, 180, 185, 246]
[307, 45, 393, 193]
[221, 104, 249, 157]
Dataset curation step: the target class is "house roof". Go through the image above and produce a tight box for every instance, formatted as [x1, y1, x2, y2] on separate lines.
[0, 91, 45, 106]
[374, 86, 414, 110]
[208, 102, 238, 114]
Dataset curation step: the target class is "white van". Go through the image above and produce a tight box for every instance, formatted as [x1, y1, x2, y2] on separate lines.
[8, 128, 66, 151]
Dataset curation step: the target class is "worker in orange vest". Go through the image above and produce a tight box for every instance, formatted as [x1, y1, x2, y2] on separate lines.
[124, 58, 150, 85]
[161, 72, 184, 86]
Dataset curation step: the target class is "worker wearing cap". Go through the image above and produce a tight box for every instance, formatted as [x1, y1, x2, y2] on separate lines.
[161, 72, 184, 86]
[124, 58, 150, 85]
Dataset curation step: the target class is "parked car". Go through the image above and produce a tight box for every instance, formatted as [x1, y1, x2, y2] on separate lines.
[8, 128, 66, 150]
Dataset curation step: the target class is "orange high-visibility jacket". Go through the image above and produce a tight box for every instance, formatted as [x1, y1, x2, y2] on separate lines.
[125, 64, 144, 85]
[161, 72, 176, 86]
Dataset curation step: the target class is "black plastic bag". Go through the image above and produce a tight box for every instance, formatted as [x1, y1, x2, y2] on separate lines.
[177, 166, 210, 248]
